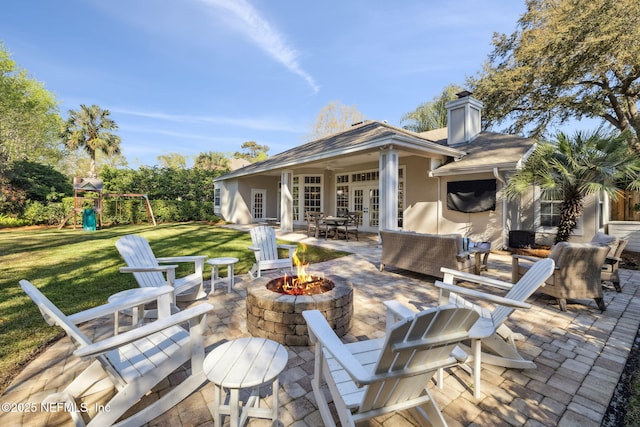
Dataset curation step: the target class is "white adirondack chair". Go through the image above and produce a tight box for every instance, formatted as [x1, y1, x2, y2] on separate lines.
[248, 226, 297, 279]
[116, 235, 207, 310]
[303, 304, 490, 427]
[20, 280, 212, 427]
[385, 258, 555, 399]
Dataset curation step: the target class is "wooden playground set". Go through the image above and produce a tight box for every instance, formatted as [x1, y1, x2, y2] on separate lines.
[59, 177, 156, 229]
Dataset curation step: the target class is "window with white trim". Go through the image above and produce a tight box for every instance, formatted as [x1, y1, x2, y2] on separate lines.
[536, 188, 583, 234]
[540, 191, 562, 227]
[293, 175, 322, 221]
[214, 188, 221, 207]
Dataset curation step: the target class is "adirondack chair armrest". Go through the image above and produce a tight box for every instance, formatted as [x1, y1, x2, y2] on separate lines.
[435, 281, 532, 310]
[277, 244, 298, 251]
[248, 246, 260, 253]
[383, 300, 417, 331]
[279, 244, 297, 260]
[156, 255, 207, 264]
[67, 286, 174, 325]
[74, 303, 213, 359]
[302, 310, 370, 386]
[119, 265, 179, 273]
[440, 267, 513, 290]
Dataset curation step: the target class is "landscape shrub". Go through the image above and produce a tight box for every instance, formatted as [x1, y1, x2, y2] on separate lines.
[22, 200, 71, 225]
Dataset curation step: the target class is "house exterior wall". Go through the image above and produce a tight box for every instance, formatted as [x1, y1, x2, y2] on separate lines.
[219, 179, 248, 224]
[513, 188, 603, 246]
[394, 158, 507, 248]
[437, 172, 505, 249]
[219, 176, 280, 223]
[401, 156, 439, 233]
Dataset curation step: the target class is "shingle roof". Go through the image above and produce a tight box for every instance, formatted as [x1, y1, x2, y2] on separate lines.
[215, 120, 463, 181]
[429, 131, 536, 176]
[214, 120, 536, 181]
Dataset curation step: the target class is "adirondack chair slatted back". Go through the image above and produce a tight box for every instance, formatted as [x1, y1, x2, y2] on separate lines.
[250, 226, 279, 262]
[116, 235, 166, 288]
[21, 279, 212, 426]
[20, 280, 123, 384]
[360, 305, 479, 412]
[492, 258, 555, 327]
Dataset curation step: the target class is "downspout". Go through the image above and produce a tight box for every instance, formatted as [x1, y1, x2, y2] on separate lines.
[436, 176, 441, 234]
[493, 168, 507, 249]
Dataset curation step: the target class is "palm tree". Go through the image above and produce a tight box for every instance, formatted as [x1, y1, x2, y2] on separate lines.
[62, 104, 121, 178]
[400, 84, 462, 132]
[505, 129, 640, 243]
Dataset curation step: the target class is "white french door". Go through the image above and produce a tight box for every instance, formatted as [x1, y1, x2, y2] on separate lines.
[251, 189, 266, 221]
[352, 185, 379, 232]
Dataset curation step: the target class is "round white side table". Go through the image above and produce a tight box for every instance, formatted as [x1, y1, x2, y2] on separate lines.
[203, 337, 288, 426]
[206, 257, 239, 293]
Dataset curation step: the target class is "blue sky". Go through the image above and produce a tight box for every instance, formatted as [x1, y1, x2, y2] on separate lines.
[2, 0, 527, 167]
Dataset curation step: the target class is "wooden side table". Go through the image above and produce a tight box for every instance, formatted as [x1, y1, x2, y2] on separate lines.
[469, 242, 491, 274]
[203, 337, 288, 426]
[206, 257, 239, 293]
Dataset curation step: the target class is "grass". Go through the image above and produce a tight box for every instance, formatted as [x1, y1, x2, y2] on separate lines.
[0, 222, 349, 393]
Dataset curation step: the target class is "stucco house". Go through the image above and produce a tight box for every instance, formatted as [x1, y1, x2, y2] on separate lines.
[213, 93, 607, 249]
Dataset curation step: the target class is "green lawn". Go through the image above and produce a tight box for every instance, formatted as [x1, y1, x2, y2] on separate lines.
[0, 222, 349, 393]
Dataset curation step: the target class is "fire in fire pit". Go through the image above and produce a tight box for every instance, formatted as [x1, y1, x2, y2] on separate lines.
[266, 276, 334, 295]
[246, 244, 353, 345]
[267, 245, 335, 295]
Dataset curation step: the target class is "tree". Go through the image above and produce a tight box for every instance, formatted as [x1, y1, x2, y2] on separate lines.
[307, 100, 366, 141]
[61, 104, 121, 178]
[400, 84, 463, 132]
[194, 151, 230, 171]
[505, 129, 640, 243]
[0, 43, 62, 165]
[157, 153, 187, 169]
[234, 141, 269, 163]
[7, 160, 72, 203]
[469, 0, 640, 149]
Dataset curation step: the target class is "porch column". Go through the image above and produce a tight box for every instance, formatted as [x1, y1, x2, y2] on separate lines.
[280, 169, 293, 232]
[379, 147, 399, 231]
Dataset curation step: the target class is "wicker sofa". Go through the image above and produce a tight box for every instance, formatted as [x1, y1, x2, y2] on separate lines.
[379, 230, 474, 278]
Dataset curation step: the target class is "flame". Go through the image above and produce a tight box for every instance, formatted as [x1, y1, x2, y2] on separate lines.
[282, 244, 325, 295]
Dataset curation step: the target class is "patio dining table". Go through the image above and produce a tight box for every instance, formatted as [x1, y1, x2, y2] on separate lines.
[324, 216, 349, 239]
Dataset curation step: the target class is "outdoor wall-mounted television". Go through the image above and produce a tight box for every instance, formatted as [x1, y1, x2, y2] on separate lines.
[446, 179, 496, 213]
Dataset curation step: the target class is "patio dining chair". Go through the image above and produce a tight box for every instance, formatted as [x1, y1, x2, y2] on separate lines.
[335, 211, 361, 241]
[305, 211, 332, 239]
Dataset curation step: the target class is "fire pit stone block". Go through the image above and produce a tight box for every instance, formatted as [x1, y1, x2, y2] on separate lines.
[246, 275, 353, 346]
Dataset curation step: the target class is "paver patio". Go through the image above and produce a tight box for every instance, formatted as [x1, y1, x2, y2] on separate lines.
[2, 226, 640, 426]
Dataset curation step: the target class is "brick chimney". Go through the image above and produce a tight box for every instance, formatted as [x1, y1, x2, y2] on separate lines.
[445, 91, 483, 146]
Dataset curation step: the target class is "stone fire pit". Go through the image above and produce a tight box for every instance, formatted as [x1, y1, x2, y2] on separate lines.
[246, 275, 353, 346]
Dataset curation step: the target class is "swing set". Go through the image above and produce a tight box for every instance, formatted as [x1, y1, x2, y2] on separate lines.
[59, 178, 156, 229]
[105, 193, 157, 227]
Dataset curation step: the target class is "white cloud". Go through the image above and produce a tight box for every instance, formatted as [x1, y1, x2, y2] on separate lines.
[111, 108, 303, 133]
[201, 0, 319, 93]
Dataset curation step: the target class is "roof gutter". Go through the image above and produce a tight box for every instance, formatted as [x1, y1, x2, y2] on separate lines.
[429, 162, 516, 177]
